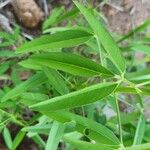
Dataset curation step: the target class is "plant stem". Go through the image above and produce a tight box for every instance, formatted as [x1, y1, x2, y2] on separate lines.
[122, 78, 144, 108]
[114, 94, 123, 145]
[96, 35, 107, 82]
[96, 35, 104, 65]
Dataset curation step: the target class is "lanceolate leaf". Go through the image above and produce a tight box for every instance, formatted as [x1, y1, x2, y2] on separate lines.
[126, 68, 150, 83]
[22, 125, 51, 135]
[125, 143, 150, 150]
[16, 29, 93, 54]
[19, 59, 42, 70]
[3, 127, 13, 150]
[116, 86, 150, 95]
[118, 19, 150, 43]
[20, 92, 49, 106]
[43, 67, 69, 95]
[109, 111, 140, 125]
[31, 135, 46, 149]
[11, 130, 26, 150]
[43, 110, 120, 145]
[133, 114, 145, 145]
[24, 52, 114, 77]
[2, 72, 48, 102]
[30, 82, 117, 112]
[126, 69, 150, 81]
[43, 7, 64, 30]
[74, 1, 126, 74]
[129, 44, 150, 55]
[45, 121, 65, 150]
[63, 136, 116, 150]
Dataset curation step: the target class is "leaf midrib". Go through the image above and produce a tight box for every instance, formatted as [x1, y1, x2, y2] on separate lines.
[31, 58, 112, 76]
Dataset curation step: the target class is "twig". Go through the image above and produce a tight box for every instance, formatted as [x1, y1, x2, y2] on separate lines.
[0, 0, 11, 9]
[114, 94, 124, 146]
[43, 0, 49, 17]
[0, 13, 12, 33]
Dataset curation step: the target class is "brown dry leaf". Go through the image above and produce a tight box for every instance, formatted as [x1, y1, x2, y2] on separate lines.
[11, 0, 44, 28]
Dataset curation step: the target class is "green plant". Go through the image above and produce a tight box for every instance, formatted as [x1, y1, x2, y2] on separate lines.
[0, 1, 150, 150]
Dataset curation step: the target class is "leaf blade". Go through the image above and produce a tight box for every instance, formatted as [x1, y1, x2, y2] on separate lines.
[3, 127, 13, 150]
[30, 82, 117, 112]
[16, 29, 93, 54]
[11, 130, 26, 150]
[45, 121, 65, 150]
[26, 52, 114, 77]
[2, 72, 48, 102]
[133, 114, 145, 145]
[74, 1, 126, 74]
[43, 67, 69, 95]
[44, 110, 120, 145]
[63, 135, 116, 150]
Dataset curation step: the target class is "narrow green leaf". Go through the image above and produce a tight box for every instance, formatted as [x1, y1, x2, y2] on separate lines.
[25, 52, 113, 77]
[0, 25, 20, 47]
[43, 7, 64, 30]
[43, 26, 92, 34]
[0, 61, 10, 75]
[109, 111, 140, 125]
[85, 37, 99, 52]
[43, 67, 69, 95]
[2, 72, 48, 102]
[43, 8, 79, 34]
[144, 124, 150, 142]
[133, 114, 145, 145]
[0, 50, 18, 58]
[116, 86, 150, 96]
[20, 92, 49, 106]
[74, 1, 126, 74]
[125, 143, 150, 150]
[3, 127, 13, 150]
[16, 29, 93, 54]
[19, 59, 42, 70]
[57, 7, 79, 24]
[114, 94, 123, 144]
[126, 69, 150, 84]
[43, 27, 74, 34]
[129, 44, 150, 55]
[30, 82, 117, 112]
[11, 130, 26, 150]
[45, 121, 65, 150]
[31, 134, 46, 149]
[63, 136, 116, 150]
[126, 69, 150, 82]
[43, 110, 120, 145]
[22, 125, 51, 135]
[118, 19, 150, 42]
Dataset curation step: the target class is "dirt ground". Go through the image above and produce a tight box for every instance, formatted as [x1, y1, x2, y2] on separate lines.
[102, 0, 150, 34]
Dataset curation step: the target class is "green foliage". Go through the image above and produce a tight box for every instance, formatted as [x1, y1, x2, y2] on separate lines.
[45, 121, 65, 150]
[11, 130, 26, 150]
[20, 52, 113, 77]
[30, 82, 117, 112]
[16, 29, 93, 54]
[0, 1, 150, 150]
[2, 127, 13, 149]
[74, 1, 126, 74]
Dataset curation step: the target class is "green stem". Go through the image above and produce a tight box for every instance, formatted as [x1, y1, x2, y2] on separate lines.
[122, 78, 144, 108]
[122, 78, 142, 94]
[96, 35, 107, 82]
[96, 35, 104, 65]
[137, 80, 150, 87]
[114, 94, 123, 145]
